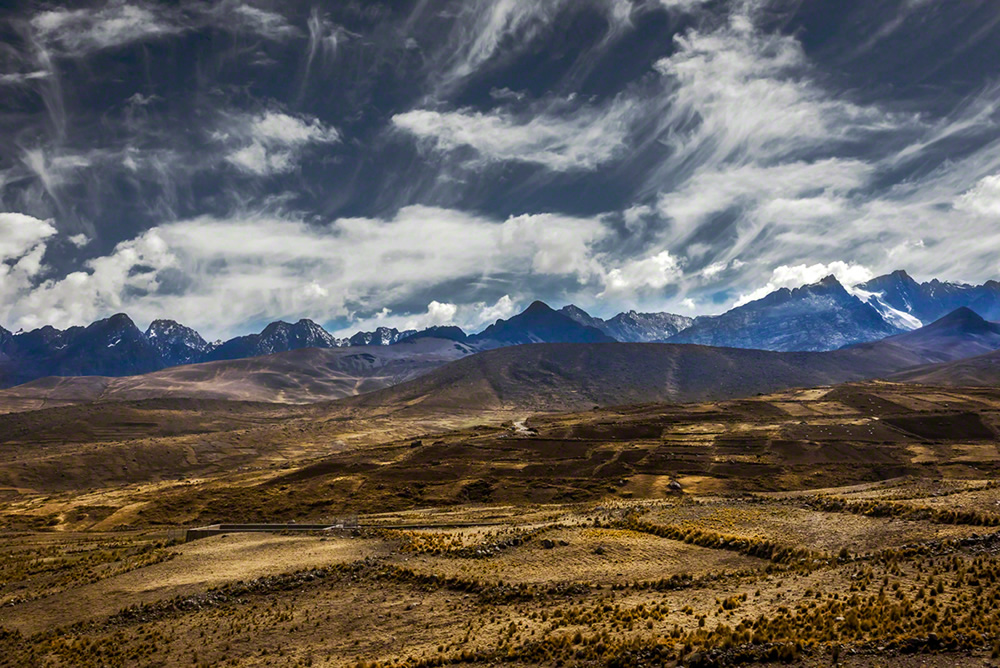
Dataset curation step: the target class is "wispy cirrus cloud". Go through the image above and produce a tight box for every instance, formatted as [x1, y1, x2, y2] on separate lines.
[392, 99, 634, 172]
[25, 1, 300, 60]
[210, 1, 300, 41]
[29, 1, 182, 57]
[0, 70, 49, 86]
[4, 0, 1000, 333]
[302, 8, 354, 77]
[411, 0, 638, 96]
[422, 0, 572, 93]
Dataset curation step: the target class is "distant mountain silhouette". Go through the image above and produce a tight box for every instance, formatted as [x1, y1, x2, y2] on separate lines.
[0, 314, 164, 387]
[397, 326, 467, 343]
[0, 337, 475, 409]
[559, 305, 692, 342]
[470, 301, 615, 348]
[348, 326, 415, 346]
[668, 275, 901, 351]
[3, 270, 1000, 388]
[346, 308, 1000, 412]
[858, 270, 1000, 324]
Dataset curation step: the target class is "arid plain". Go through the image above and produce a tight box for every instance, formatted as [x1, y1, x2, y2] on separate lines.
[4, 378, 1000, 666]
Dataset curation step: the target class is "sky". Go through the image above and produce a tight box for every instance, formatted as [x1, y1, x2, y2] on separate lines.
[2, 0, 1000, 338]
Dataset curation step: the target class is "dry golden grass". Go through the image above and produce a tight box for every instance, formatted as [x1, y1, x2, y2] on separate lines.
[6, 492, 1000, 667]
[5, 382, 1000, 665]
[2, 533, 384, 635]
[644, 502, 977, 556]
[394, 526, 768, 586]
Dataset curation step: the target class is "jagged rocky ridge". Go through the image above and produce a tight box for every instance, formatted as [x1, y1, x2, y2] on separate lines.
[857, 270, 1000, 325]
[2, 270, 1000, 387]
[667, 275, 902, 352]
[560, 306, 693, 342]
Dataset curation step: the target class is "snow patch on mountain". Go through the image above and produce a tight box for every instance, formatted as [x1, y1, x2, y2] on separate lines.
[853, 288, 923, 331]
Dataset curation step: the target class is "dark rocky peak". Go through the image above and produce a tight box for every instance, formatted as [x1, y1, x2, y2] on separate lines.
[146, 319, 211, 366]
[85, 313, 146, 344]
[471, 300, 614, 348]
[146, 319, 209, 346]
[524, 300, 553, 314]
[349, 326, 410, 346]
[397, 325, 468, 343]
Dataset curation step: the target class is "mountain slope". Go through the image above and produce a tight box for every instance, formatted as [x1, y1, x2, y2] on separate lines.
[0, 337, 475, 410]
[0, 314, 166, 387]
[879, 309, 1000, 386]
[849, 307, 1000, 364]
[471, 301, 615, 348]
[559, 305, 693, 342]
[206, 319, 345, 362]
[344, 307, 1000, 413]
[857, 270, 1000, 324]
[398, 326, 467, 343]
[668, 275, 902, 351]
[558, 305, 607, 331]
[146, 319, 213, 366]
[340, 343, 873, 413]
[888, 349, 1000, 386]
[3, 308, 993, 414]
[603, 310, 693, 342]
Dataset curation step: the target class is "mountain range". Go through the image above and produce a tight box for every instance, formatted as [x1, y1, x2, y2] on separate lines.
[4, 306, 997, 412]
[858, 270, 1000, 324]
[666, 275, 901, 352]
[2, 270, 1000, 388]
[559, 305, 694, 342]
[344, 307, 1000, 412]
[0, 337, 476, 411]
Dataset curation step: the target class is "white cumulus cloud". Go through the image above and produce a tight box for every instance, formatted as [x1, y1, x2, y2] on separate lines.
[221, 110, 340, 176]
[733, 261, 874, 307]
[0, 212, 56, 261]
[956, 174, 1000, 217]
[600, 250, 683, 297]
[2, 207, 613, 338]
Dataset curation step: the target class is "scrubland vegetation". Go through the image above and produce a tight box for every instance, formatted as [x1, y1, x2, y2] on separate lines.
[5, 484, 1000, 667]
[4, 383, 1000, 665]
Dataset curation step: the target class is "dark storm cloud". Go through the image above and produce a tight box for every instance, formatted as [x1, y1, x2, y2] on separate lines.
[1, 0, 1000, 337]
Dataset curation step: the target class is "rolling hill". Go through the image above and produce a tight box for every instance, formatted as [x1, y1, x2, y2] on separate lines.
[469, 301, 615, 348]
[848, 306, 1000, 364]
[343, 308, 1000, 412]
[2, 307, 996, 416]
[885, 313, 1000, 387]
[888, 349, 1000, 387]
[0, 337, 474, 413]
[666, 275, 902, 352]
